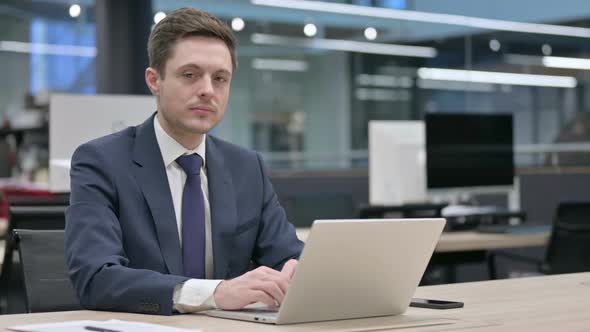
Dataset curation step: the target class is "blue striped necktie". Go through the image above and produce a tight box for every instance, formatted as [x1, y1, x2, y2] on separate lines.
[175, 153, 206, 279]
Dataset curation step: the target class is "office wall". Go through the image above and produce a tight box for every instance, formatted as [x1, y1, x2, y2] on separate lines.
[0, 15, 30, 116]
[302, 52, 351, 169]
[520, 172, 590, 223]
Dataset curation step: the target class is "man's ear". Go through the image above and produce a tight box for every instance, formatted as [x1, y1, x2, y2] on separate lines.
[145, 67, 161, 95]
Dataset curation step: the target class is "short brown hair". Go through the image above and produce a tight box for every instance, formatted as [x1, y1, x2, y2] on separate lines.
[148, 8, 237, 78]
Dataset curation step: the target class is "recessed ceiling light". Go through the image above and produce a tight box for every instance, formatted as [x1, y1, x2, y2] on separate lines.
[303, 23, 317, 37]
[489, 39, 501, 52]
[153, 11, 166, 24]
[69, 4, 81, 18]
[231, 17, 245, 31]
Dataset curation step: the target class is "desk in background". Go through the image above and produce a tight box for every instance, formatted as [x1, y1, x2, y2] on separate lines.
[295, 228, 550, 253]
[0, 273, 587, 331]
[359, 203, 527, 231]
[297, 227, 550, 283]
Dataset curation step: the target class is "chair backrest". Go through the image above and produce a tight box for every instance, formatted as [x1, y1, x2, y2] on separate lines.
[282, 194, 356, 227]
[2, 205, 67, 281]
[544, 202, 590, 274]
[7, 194, 70, 207]
[8, 205, 67, 230]
[12, 229, 81, 313]
[1, 205, 68, 303]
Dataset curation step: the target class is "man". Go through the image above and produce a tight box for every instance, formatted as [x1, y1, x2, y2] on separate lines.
[65, 8, 303, 315]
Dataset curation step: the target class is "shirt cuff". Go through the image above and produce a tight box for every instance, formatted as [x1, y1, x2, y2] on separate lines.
[173, 279, 223, 313]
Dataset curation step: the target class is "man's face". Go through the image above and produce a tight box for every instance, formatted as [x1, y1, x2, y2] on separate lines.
[146, 36, 233, 142]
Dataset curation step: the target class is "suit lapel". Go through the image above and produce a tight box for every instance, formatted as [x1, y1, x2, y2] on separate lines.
[132, 115, 183, 276]
[206, 137, 238, 279]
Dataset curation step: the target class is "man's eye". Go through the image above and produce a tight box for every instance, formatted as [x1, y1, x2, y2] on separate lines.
[215, 76, 227, 83]
[183, 72, 194, 79]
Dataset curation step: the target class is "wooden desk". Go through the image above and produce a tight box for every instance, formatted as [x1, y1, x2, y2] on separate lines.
[0, 273, 588, 331]
[296, 228, 550, 253]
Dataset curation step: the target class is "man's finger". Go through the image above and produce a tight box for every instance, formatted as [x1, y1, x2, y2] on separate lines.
[281, 259, 298, 279]
[250, 290, 277, 307]
[252, 280, 285, 305]
[257, 270, 289, 294]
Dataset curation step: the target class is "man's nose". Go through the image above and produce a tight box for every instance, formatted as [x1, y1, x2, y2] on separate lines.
[197, 75, 214, 99]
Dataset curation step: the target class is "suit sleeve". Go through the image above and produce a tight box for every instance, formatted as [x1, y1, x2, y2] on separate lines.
[252, 153, 304, 270]
[65, 142, 189, 315]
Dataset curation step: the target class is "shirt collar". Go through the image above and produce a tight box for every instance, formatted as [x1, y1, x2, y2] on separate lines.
[153, 114, 207, 168]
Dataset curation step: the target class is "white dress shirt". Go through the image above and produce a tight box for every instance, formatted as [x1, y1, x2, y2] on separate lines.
[153, 116, 222, 313]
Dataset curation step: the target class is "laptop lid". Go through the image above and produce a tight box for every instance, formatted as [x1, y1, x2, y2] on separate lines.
[274, 218, 445, 324]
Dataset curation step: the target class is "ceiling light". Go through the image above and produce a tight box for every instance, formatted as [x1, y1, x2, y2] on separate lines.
[252, 58, 308, 71]
[0, 40, 96, 57]
[252, 0, 590, 38]
[303, 23, 317, 37]
[489, 39, 501, 52]
[417, 79, 496, 92]
[543, 56, 590, 70]
[153, 11, 166, 24]
[69, 4, 81, 18]
[251, 33, 437, 58]
[417, 67, 577, 88]
[364, 27, 377, 41]
[231, 17, 245, 31]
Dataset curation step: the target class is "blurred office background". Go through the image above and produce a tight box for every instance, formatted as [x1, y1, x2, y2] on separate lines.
[2, 0, 590, 175]
[1, 0, 590, 293]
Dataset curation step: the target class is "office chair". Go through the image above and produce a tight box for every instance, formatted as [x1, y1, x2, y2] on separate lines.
[489, 202, 590, 278]
[6, 194, 69, 207]
[0, 205, 67, 313]
[282, 194, 356, 227]
[12, 229, 81, 312]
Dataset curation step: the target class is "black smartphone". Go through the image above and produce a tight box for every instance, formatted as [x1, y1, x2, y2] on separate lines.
[410, 298, 464, 309]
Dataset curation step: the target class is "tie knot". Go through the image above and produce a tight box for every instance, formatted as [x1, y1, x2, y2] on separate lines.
[176, 153, 203, 176]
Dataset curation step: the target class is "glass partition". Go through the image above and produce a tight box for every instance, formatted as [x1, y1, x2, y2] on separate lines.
[2, 0, 590, 179]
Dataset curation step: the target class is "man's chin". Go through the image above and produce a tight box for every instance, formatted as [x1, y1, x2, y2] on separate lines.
[181, 122, 215, 135]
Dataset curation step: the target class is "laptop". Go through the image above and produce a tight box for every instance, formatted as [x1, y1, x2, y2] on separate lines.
[206, 218, 446, 325]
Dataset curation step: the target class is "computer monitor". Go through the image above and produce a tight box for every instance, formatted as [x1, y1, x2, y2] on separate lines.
[425, 113, 514, 190]
[369, 121, 427, 205]
[49, 94, 156, 192]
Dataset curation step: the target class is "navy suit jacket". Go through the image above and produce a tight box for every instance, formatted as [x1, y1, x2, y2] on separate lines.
[65, 114, 303, 315]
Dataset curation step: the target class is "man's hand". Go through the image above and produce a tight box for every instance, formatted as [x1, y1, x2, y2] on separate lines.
[281, 259, 297, 279]
[213, 259, 298, 310]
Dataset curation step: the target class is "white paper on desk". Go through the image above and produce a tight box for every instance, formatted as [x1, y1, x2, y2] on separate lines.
[8, 319, 201, 332]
